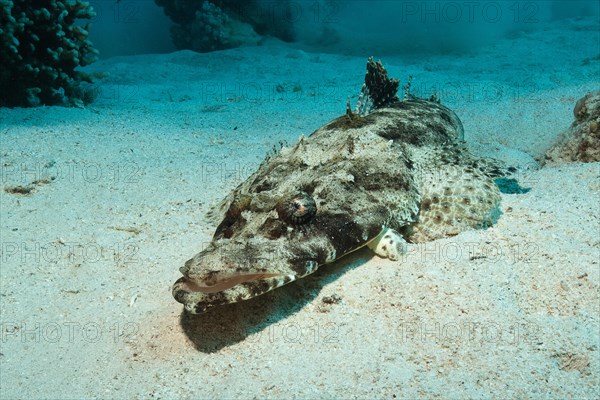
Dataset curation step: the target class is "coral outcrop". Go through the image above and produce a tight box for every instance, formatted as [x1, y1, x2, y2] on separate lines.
[154, 0, 293, 52]
[544, 91, 600, 164]
[0, 0, 98, 107]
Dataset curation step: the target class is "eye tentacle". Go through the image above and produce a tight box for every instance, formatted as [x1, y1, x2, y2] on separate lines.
[276, 192, 317, 225]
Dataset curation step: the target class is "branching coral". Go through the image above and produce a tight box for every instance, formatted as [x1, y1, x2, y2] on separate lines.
[171, 1, 259, 52]
[544, 91, 600, 164]
[154, 0, 294, 52]
[0, 0, 99, 107]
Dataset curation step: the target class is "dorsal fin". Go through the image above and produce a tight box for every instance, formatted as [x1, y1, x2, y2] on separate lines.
[354, 57, 399, 116]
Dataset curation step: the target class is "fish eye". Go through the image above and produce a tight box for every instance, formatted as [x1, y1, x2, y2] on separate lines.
[276, 192, 317, 225]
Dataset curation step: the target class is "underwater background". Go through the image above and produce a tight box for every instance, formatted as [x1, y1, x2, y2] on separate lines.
[1, 1, 599, 398]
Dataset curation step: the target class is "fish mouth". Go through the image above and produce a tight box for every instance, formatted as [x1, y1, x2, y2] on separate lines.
[176, 273, 290, 294]
[172, 273, 296, 314]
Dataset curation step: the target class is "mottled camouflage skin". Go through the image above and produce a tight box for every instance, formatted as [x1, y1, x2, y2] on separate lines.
[173, 93, 514, 314]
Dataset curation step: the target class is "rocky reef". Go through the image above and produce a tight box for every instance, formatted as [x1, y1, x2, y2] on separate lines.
[154, 0, 294, 52]
[544, 91, 600, 164]
[0, 0, 98, 107]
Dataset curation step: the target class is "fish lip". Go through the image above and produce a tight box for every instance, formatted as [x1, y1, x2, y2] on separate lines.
[172, 273, 296, 314]
[176, 273, 288, 294]
[172, 276, 227, 313]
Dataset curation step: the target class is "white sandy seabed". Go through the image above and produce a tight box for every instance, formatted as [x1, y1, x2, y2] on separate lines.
[0, 17, 598, 399]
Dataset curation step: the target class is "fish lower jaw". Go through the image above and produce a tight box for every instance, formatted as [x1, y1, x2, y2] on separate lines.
[173, 273, 299, 314]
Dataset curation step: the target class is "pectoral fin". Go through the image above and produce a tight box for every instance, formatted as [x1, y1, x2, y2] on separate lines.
[367, 227, 408, 261]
